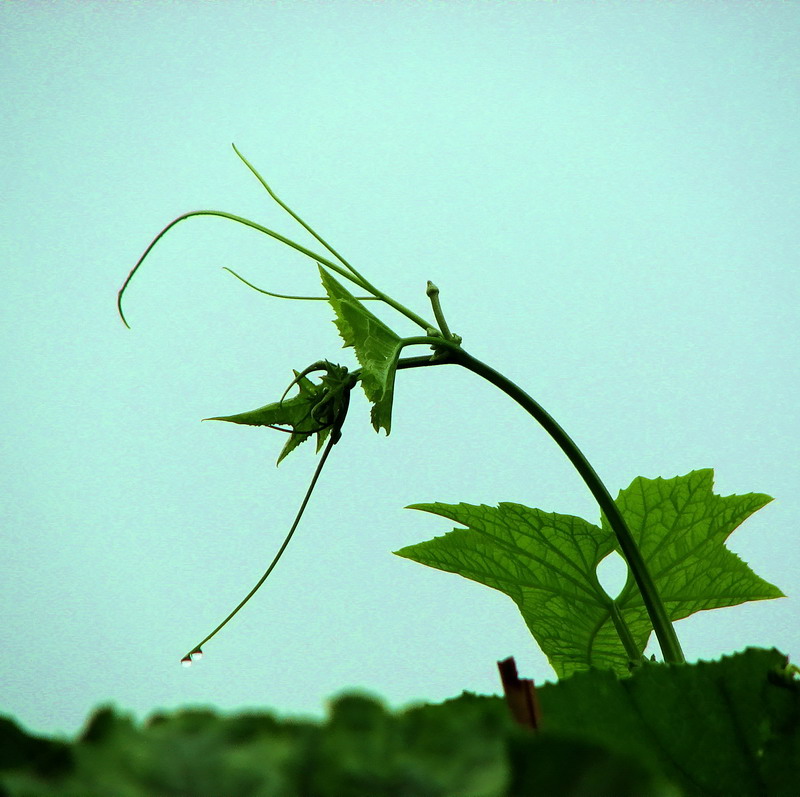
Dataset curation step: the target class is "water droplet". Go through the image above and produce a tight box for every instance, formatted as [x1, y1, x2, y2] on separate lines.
[180, 655, 192, 667]
[191, 648, 203, 661]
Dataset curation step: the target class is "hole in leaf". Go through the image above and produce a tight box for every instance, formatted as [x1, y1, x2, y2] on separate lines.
[596, 551, 628, 599]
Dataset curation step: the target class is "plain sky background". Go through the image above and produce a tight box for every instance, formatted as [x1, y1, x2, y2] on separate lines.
[2, 1, 798, 739]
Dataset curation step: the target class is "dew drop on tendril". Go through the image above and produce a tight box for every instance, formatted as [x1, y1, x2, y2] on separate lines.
[180, 648, 203, 667]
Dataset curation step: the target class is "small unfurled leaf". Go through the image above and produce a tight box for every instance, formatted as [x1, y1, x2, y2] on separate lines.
[319, 266, 402, 435]
[206, 373, 327, 464]
[396, 469, 782, 677]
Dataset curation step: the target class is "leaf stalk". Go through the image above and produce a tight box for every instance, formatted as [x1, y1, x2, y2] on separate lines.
[427, 347, 685, 666]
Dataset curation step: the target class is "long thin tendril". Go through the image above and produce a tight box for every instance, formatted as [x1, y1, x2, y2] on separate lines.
[232, 144, 367, 286]
[117, 210, 368, 328]
[279, 362, 329, 406]
[223, 267, 379, 301]
[230, 144, 437, 332]
[118, 148, 437, 333]
[182, 385, 351, 661]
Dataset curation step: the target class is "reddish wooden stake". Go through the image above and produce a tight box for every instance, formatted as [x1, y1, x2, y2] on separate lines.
[497, 657, 541, 731]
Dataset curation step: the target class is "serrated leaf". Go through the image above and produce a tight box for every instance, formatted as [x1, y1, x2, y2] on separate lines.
[319, 266, 402, 435]
[607, 469, 782, 622]
[396, 469, 783, 677]
[206, 374, 328, 465]
[396, 501, 621, 677]
[537, 647, 800, 797]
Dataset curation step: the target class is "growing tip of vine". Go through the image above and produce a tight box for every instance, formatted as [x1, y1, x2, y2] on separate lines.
[116, 289, 132, 329]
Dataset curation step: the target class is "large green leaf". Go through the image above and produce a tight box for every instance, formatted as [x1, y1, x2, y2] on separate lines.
[319, 266, 402, 435]
[396, 501, 623, 676]
[603, 470, 783, 657]
[537, 647, 800, 797]
[395, 470, 783, 677]
[3, 649, 797, 796]
[206, 373, 330, 464]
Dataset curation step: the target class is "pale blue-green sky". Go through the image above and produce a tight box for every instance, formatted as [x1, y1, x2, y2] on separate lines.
[2, 1, 798, 738]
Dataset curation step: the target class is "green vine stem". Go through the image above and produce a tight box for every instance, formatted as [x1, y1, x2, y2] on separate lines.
[120, 149, 684, 666]
[608, 599, 643, 666]
[400, 346, 685, 666]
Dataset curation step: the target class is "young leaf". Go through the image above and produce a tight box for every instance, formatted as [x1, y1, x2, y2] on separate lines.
[206, 373, 327, 464]
[395, 469, 783, 677]
[319, 266, 402, 435]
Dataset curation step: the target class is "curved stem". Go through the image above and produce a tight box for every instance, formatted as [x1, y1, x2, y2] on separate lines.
[395, 354, 442, 371]
[441, 348, 685, 665]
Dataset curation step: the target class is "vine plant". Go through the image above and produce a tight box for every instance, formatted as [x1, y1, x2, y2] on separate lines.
[118, 145, 782, 676]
